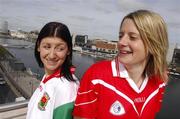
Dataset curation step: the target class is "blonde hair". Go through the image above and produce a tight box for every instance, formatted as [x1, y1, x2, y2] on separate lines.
[121, 10, 169, 80]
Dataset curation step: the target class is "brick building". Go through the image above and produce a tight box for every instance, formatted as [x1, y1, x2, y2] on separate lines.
[93, 39, 118, 54]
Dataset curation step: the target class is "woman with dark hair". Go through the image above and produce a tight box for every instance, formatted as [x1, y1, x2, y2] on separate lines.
[26, 22, 79, 119]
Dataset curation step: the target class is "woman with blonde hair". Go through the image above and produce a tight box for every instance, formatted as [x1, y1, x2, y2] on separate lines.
[73, 9, 169, 119]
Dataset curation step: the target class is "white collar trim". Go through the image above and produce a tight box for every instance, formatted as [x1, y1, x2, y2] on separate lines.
[111, 59, 149, 93]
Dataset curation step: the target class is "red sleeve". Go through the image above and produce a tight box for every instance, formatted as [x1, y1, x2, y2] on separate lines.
[73, 65, 99, 118]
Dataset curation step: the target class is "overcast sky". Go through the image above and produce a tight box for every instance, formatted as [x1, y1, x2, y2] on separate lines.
[0, 0, 180, 44]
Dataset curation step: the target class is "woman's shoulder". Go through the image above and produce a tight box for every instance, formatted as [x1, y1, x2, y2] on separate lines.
[89, 60, 111, 70]
[94, 59, 111, 65]
[44, 76, 78, 92]
[54, 77, 79, 102]
[81, 60, 112, 81]
[55, 77, 79, 90]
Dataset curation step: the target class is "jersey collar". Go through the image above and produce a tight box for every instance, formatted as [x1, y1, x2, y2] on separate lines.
[42, 69, 61, 84]
[111, 58, 148, 93]
[111, 58, 129, 78]
[42, 67, 75, 84]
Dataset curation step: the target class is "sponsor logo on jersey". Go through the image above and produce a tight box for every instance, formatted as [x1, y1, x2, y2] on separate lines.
[134, 97, 146, 103]
[38, 92, 50, 111]
[109, 100, 125, 116]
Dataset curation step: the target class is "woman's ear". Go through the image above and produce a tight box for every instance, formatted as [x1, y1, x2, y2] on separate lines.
[67, 50, 70, 55]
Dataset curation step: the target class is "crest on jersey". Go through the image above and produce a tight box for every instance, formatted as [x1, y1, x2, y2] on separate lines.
[38, 92, 50, 111]
[109, 100, 125, 115]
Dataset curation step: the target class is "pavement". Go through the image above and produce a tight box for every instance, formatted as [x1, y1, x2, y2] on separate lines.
[0, 106, 27, 119]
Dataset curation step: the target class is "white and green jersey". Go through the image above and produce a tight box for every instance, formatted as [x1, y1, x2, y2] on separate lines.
[26, 70, 79, 119]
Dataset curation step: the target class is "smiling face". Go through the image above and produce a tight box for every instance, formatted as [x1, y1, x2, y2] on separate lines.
[117, 18, 148, 68]
[38, 37, 69, 75]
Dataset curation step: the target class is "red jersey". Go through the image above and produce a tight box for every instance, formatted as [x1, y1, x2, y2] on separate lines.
[73, 60, 165, 119]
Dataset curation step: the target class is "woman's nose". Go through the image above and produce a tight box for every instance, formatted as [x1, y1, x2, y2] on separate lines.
[49, 48, 56, 58]
[118, 36, 128, 46]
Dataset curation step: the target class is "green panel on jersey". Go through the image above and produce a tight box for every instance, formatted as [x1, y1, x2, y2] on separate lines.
[53, 102, 74, 119]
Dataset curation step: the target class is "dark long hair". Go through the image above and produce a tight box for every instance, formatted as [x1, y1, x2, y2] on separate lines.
[34, 22, 75, 81]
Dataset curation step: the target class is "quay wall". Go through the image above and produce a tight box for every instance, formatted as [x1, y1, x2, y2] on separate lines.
[0, 45, 40, 99]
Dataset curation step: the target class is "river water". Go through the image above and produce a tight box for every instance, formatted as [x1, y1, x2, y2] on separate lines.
[0, 38, 104, 104]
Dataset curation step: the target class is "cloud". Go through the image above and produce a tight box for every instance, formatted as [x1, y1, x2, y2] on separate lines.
[0, 0, 180, 43]
[116, 0, 148, 12]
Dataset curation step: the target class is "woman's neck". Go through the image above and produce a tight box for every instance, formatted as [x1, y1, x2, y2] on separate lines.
[125, 63, 146, 88]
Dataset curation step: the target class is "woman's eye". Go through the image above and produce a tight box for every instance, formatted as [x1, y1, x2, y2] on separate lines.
[43, 45, 50, 49]
[55, 47, 64, 52]
[119, 34, 123, 39]
[130, 36, 137, 41]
